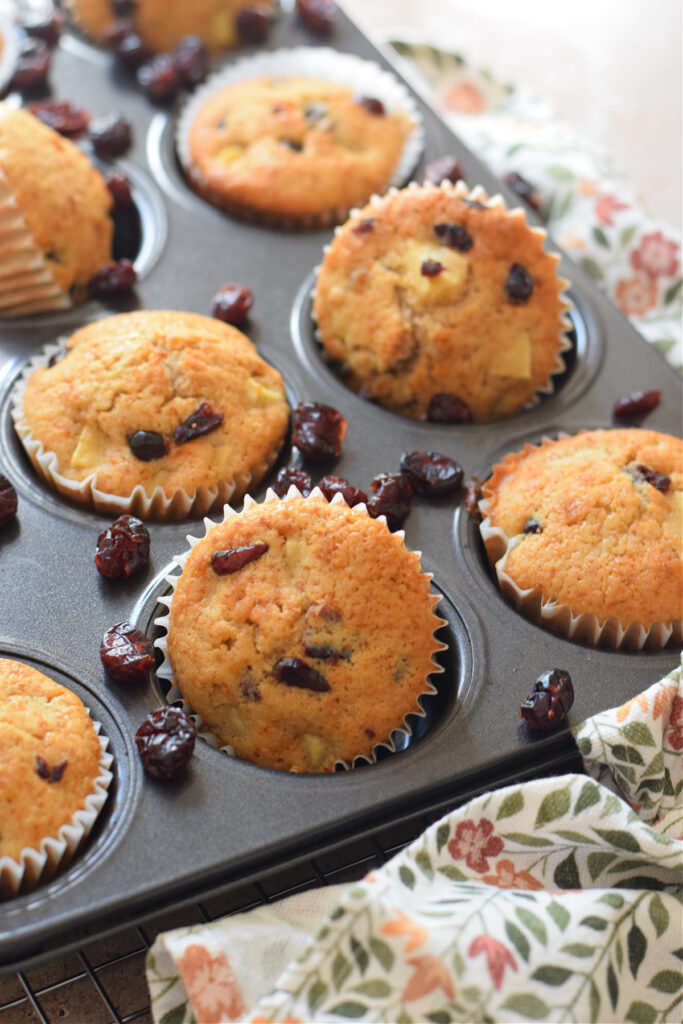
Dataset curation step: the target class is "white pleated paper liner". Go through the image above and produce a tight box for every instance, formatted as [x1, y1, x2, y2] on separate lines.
[153, 487, 447, 772]
[478, 437, 683, 652]
[175, 46, 425, 229]
[0, 719, 113, 899]
[10, 340, 276, 521]
[311, 179, 573, 417]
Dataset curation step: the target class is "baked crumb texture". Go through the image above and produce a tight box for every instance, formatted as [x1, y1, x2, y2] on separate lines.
[0, 103, 113, 317]
[314, 181, 571, 421]
[480, 428, 683, 649]
[184, 76, 412, 225]
[163, 493, 445, 772]
[64, 0, 275, 53]
[16, 310, 290, 519]
[0, 658, 112, 896]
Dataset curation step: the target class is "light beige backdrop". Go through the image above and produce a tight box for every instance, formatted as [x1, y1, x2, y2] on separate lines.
[342, 0, 682, 230]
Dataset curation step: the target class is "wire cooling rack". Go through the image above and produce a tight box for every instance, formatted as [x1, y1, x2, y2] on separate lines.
[0, 743, 582, 1024]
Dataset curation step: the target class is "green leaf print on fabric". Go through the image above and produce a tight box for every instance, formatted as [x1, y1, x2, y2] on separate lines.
[587, 851, 619, 880]
[515, 908, 547, 945]
[648, 970, 683, 993]
[308, 979, 328, 1014]
[575, 781, 601, 814]
[350, 938, 369, 975]
[593, 829, 642, 852]
[622, 723, 656, 747]
[400, 866, 416, 889]
[547, 901, 571, 931]
[333, 952, 353, 990]
[627, 924, 648, 978]
[504, 921, 530, 962]
[561, 942, 596, 957]
[416, 849, 435, 880]
[160, 1007, 187, 1024]
[607, 960, 619, 1009]
[625, 1000, 658, 1024]
[534, 786, 571, 827]
[500, 993, 550, 1018]
[648, 894, 670, 937]
[368, 938, 394, 972]
[554, 850, 581, 889]
[352, 980, 392, 998]
[531, 965, 572, 985]
[329, 1000, 368, 1017]
[436, 823, 450, 853]
[497, 790, 524, 820]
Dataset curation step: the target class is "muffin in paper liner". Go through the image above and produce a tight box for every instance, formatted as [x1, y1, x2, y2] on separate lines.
[0, 661, 114, 899]
[10, 313, 290, 521]
[0, 102, 114, 318]
[175, 47, 424, 230]
[153, 487, 447, 772]
[478, 430, 683, 651]
[312, 179, 573, 421]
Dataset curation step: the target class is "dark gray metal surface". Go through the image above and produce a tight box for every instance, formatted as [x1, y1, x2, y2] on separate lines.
[0, 4, 680, 972]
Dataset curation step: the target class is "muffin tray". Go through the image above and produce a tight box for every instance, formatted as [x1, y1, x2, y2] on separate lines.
[0, 3, 680, 972]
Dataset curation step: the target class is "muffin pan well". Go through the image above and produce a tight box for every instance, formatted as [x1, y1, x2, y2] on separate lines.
[0, 5, 680, 971]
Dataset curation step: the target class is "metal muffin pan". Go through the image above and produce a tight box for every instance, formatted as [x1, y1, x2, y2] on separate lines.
[0, 4, 680, 972]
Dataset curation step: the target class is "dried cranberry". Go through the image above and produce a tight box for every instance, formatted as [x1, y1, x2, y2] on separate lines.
[520, 668, 574, 731]
[89, 112, 132, 158]
[28, 101, 89, 138]
[22, 8, 65, 48]
[356, 96, 385, 116]
[505, 262, 533, 303]
[272, 467, 312, 497]
[137, 55, 182, 104]
[303, 102, 328, 124]
[504, 171, 541, 212]
[47, 344, 68, 367]
[105, 170, 134, 208]
[367, 473, 412, 528]
[110, 0, 136, 14]
[629, 464, 671, 494]
[88, 258, 137, 299]
[100, 621, 155, 684]
[171, 35, 208, 88]
[10, 38, 50, 92]
[236, 3, 275, 43]
[173, 402, 224, 444]
[212, 542, 269, 575]
[280, 138, 303, 152]
[211, 282, 254, 326]
[422, 156, 464, 187]
[135, 707, 196, 780]
[427, 394, 472, 423]
[613, 389, 662, 422]
[400, 450, 464, 496]
[103, 17, 137, 50]
[292, 402, 347, 461]
[352, 218, 375, 235]
[296, 0, 336, 35]
[95, 514, 150, 579]
[318, 475, 368, 507]
[36, 756, 67, 781]
[523, 518, 543, 534]
[421, 259, 444, 277]
[433, 222, 473, 252]
[0, 474, 18, 528]
[128, 430, 168, 461]
[463, 477, 483, 520]
[274, 657, 330, 692]
[114, 30, 154, 68]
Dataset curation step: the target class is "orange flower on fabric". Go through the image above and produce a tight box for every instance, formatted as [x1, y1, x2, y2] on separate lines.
[176, 945, 245, 1023]
[447, 818, 503, 873]
[468, 935, 518, 991]
[443, 80, 485, 114]
[616, 275, 658, 317]
[402, 955, 455, 1002]
[665, 695, 683, 750]
[631, 231, 680, 279]
[595, 195, 629, 226]
[481, 858, 543, 890]
[653, 684, 677, 721]
[616, 692, 649, 723]
[380, 910, 428, 952]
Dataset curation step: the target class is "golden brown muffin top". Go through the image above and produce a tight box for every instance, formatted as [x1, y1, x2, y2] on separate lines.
[166, 495, 441, 772]
[21, 310, 290, 502]
[0, 659, 103, 862]
[314, 183, 568, 421]
[185, 77, 411, 220]
[65, 0, 273, 53]
[482, 429, 683, 627]
[0, 104, 113, 296]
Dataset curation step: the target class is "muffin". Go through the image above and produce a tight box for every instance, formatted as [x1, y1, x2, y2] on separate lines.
[64, 0, 274, 54]
[159, 491, 444, 772]
[177, 51, 419, 228]
[0, 103, 113, 318]
[313, 181, 571, 421]
[0, 658, 112, 895]
[13, 310, 290, 519]
[479, 429, 683, 649]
